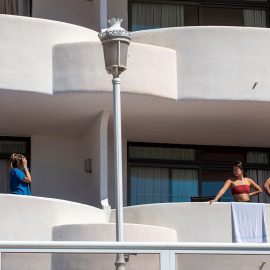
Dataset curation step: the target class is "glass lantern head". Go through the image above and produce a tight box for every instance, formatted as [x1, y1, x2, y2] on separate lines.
[98, 18, 132, 77]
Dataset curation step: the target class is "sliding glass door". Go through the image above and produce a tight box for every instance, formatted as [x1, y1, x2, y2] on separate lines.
[129, 1, 269, 31]
[131, 2, 198, 31]
[128, 143, 270, 205]
[0, 159, 10, 193]
[130, 166, 198, 205]
[248, 169, 270, 203]
[0, 0, 31, 16]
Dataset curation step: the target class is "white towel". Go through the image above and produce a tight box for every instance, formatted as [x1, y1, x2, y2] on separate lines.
[232, 202, 267, 243]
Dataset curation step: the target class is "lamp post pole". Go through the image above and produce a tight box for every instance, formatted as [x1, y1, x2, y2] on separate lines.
[113, 75, 123, 242]
[113, 75, 126, 269]
[98, 19, 131, 270]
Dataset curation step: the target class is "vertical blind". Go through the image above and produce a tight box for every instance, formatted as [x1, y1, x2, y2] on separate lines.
[0, 159, 10, 193]
[0, 0, 17, 14]
[131, 1, 268, 31]
[129, 146, 195, 160]
[171, 169, 198, 202]
[248, 169, 270, 203]
[247, 151, 269, 164]
[130, 167, 198, 205]
[0, 141, 27, 155]
[0, 0, 31, 16]
[132, 3, 184, 31]
[129, 145, 270, 205]
[244, 0, 267, 27]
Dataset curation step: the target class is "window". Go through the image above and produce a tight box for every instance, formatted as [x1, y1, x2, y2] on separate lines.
[130, 166, 198, 205]
[201, 169, 233, 201]
[202, 6, 267, 27]
[129, 146, 195, 160]
[247, 151, 269, 164]
[128, 143, 270, 205]
[202, 148, 247, 162]
[131, 3, 198, 31]
[129, 145, 198, 205]
[129, 0, 270, 31]
[0, 137, 30, 194]
[0, 0, 31, 16]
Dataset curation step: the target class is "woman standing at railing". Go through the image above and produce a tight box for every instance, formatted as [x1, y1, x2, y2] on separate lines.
[10, 153, 31, 196]
[209, 161, 261, 203]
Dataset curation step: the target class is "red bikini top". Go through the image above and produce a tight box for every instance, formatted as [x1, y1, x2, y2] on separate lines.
[231, 185, 250, 195]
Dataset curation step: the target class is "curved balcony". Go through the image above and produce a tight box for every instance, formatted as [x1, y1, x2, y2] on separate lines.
[1, 195, 270, 269]
[1, 15, 270, 102]
[1, 15, 270, 183]
[132, 26, 270, 101]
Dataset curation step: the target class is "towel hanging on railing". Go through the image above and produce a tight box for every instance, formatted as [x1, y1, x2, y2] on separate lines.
[232, 202, 267, 243]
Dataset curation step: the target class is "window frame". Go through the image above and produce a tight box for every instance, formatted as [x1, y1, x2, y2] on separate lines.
[0, 136, 31, 160]
[127, 142, 270, 205]
[128, 0, 270, 30]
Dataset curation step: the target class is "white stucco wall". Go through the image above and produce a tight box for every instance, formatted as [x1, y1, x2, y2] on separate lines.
[81, 114, 102, 207]
[20, 108, 114, 209]
[4, 16, 270, 211]
[31, 135, 84, 203]
[31, 112, 111, 208]
[111, 203, 231, 242]
[0, 194, 108, 241]
[53, 41, 177, 99]
[0, 15, 98, 95]
[110, 203, 270, 243]
[3, 15, 270, 102]
[132, 27, 270, 101]
[51, 223, 176, 270]
[0, 194, 109, 270]
[1, 196, 270, 270]
[81, 111, 110, 208]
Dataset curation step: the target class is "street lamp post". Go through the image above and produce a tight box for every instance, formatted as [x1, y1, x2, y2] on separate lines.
[98, 18, 131, 270]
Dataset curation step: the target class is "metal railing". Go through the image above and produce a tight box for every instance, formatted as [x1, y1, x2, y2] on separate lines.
[1, 241, 270, 270]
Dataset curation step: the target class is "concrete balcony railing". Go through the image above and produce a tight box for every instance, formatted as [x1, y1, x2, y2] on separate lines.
[2, 15, 270, 101]
[110, 202, 270, 243]
[1, 195, 270, 243]
[1, 194, 270, 269]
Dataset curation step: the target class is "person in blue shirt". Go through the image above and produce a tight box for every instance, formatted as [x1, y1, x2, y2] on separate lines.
[10, 153, 31, 195]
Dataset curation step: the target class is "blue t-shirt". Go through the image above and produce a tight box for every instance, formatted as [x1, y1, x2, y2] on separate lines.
[10, 168, 31, 195]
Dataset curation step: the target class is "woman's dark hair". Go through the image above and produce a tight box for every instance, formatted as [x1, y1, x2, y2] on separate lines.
[233, 161, 247, 177]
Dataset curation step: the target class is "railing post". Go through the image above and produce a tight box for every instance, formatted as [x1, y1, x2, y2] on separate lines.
[160, 250, 175, 270]
[0, 251, 2, 270]
[170, 250, 176, 270]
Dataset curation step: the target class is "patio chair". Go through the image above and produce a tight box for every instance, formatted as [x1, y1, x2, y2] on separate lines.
[190, 196, 220, 202]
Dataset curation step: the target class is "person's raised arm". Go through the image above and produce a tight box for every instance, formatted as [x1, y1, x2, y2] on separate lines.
[209, 179, 232, 204]
[21, 157, 31, 183]
[248, 178, 262, 197]
[263, 177, 270, 197]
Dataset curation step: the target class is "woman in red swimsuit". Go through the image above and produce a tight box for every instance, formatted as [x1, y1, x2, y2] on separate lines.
[209, 161, 262, 203]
